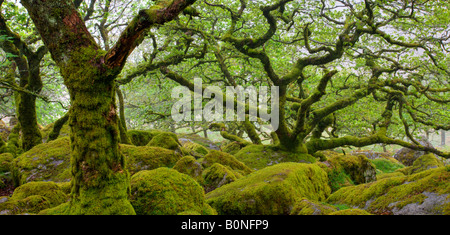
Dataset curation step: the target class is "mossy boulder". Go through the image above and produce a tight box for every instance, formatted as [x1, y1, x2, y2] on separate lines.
[0, 181, 68, 215]
[130, 167, 216, 215]
[290, 198, 337, 215]
[0, 152, 13, 173]
[221, 141, 243, 155]
[178, 133, 220, 150]
[147, 132, 181, 151]
[327, 166, 450, 215]
[127, 130, 173, 146]
[120, 144, 182, 176]
[393, 136, 435, 166]
[408, 153, 444, 175]
[12, 137, 72, 185]
[234, 144, 317, 170]
[206, 162, 331, 215]
[202, 163, 242, 193]
[324, 153, 377, 185]
[173, 156, 203, 182]
[182, 142, 209, 158]
[202, 150, 252, 176]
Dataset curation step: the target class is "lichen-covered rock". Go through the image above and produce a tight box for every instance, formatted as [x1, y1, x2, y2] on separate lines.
[327, 166, 450, 215]
[173, 156, 203, 182]
[393, 136, 435, 166]
[408, 153, 444, 175]
[120, 144, 182, 176]
[290, 198, 337, 215]
[130, 167, 216, 215]
[234, 144, 317, 170]
[206, 163, 331, 215]
[0, 181, 68, 215]
[202, 163, 242, 193]
[12, 137, 72, 185]
[202, 150, 252, 176]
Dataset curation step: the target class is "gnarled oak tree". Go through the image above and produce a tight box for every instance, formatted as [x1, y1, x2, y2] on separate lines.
[19, 0, 196, 214]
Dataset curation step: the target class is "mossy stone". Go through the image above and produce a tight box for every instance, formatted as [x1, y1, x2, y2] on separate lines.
[120, 144, 182, 175]
[221, 142, 243, 155]
[130, 167, 215, 215]
[147, 132, 181, 150]
[408, 153, 443, 175]
[202, 150, 252, 175]
[0, 181, 68, 215]
[0, 152, 13, 173]
[234, 144, 317, 170]
[183, 142, 209, 158]
[202, 163, 241, 193]
[173, 156, 203, 182]
[206, 162, 331, 215]
[327, 166, 450, 215]
[325, 153, 377, 185]
[127, 130, 161, 146]
[12, 137, 72, 184]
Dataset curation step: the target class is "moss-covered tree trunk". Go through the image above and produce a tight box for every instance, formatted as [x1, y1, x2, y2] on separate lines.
[0, 12, 44, 151]
[20, 0, 196, 214]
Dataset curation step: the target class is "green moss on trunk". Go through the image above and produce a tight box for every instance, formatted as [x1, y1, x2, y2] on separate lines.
[52, 47, 134, 215]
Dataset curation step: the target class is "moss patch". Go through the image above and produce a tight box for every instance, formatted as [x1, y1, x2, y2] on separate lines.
[290, 198, 337, 215]
[234, 144, 317, 170]
[206, 162, 331, 215]
[130, 167, 216, 215]
[328, 208, 372, 215]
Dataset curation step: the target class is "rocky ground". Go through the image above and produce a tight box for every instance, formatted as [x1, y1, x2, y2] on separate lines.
[0, 126, 449, 215]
